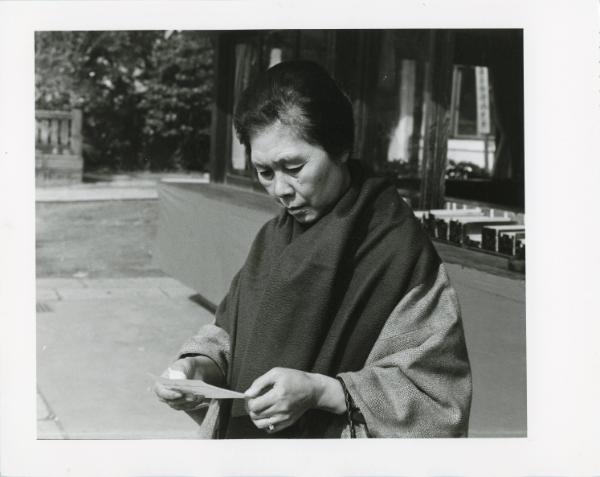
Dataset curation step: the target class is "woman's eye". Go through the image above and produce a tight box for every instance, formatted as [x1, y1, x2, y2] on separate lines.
[285, 165, 303, 175]
[258, 170, 273, 180]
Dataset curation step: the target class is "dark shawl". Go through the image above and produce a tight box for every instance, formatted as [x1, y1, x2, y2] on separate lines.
[215, 163, 441, 438]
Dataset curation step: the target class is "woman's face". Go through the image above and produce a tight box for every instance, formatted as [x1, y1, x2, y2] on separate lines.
[250, 122, 350, 225]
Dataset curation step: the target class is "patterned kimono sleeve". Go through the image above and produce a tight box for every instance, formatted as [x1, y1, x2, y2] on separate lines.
[177, 323, 230, 378]
[337, 263, 472, 438]
[174, 323, 230, 439]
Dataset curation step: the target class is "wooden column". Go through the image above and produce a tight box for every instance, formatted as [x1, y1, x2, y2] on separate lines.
[418, 30, 455, 210]
[352, 31, 371, 163]
[71, 108, 83, 158]
[353, 31, 382, 169]
[409, 59, 425, 175]
[209, 32, 234, 184]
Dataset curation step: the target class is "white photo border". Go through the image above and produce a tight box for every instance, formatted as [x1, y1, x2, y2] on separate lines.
[1, 0, 600, 476]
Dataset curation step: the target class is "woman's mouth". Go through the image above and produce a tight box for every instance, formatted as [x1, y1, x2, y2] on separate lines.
[287, 206, 307, 214]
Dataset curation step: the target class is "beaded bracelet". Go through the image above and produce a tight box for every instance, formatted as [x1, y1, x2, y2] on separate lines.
[336, 376, 356, 438]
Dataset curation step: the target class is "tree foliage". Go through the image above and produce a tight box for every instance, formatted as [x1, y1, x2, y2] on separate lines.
[35, 31, 214, 172]
[140, 31, 213, 171]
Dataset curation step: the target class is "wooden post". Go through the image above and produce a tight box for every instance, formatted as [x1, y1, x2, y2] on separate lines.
[353, 31, 382, 170]
[50, 118, 59, 154]
[71, 108, 83, 158]
[40, 119, 50, 147]
[396, 59, 416, 162]
[209, 32, 234, 184]
[409, 58, 425, 176]
[71, 109, 83, 181]
[418, 31, 455, 210]
[60, 118, 69, 151]
[352, 32, 370, 163]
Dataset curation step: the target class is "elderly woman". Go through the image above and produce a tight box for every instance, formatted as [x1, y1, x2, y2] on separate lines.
[155, 60, 472, 438]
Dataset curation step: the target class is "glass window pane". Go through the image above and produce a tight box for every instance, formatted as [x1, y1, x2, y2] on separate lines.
[230, 41, 260, 172]
[457, 66, 477, 136]
[366, 31, 421, 178]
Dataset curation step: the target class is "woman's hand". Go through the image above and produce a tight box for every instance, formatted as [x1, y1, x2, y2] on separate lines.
[154, 356, 223, 412]
[245, 367, 346, 433]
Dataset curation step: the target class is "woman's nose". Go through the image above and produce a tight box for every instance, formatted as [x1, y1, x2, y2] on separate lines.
[272, 173, 294, 199]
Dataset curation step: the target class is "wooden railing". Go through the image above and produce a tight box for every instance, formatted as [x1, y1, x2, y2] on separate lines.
[35, 109, 83, 183]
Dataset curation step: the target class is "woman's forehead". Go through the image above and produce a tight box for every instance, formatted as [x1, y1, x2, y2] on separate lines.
[251, 121, 300, 145]
[250, 123, 322, 166]
[252, 154, 305, 168]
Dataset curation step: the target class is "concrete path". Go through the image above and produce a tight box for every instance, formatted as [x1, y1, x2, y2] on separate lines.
[36, 276, 214, 439]
[445, 263, 526, 437]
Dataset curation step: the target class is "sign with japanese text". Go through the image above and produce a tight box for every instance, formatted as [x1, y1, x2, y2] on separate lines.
[475, 66, 491, 135]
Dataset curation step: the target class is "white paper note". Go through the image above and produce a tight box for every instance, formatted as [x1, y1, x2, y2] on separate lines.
[150, 373, 245, 399]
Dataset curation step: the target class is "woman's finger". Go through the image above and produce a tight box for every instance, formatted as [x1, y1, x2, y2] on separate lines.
[247, 402, 278, 420]
[246, 389, 278, 415]
[187, 401, 210, 411]
[154, 383, 183, 400]
[245, 368, 280, 398]
[159, 391, 204, 404]
[169, 401, 208, 411]
[170, 393, 205, 405]
[252, 414, 290, 433]
[167, 395, 207, 411]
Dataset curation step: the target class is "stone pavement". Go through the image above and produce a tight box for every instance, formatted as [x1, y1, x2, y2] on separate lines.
[36, 276, 215, 439]
[445, 263, 526, 437]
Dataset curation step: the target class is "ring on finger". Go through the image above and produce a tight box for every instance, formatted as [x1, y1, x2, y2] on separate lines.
[267, 419, 275, 432]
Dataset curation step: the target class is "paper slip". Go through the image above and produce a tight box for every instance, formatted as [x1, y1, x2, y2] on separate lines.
[150, 374, 245, 399]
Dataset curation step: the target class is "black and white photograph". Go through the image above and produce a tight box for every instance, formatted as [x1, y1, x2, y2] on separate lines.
[33, 28, 525, 440]
[1, 0, 600, 475]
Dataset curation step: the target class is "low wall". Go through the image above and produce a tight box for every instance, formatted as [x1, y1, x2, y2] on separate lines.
[154, 181, 279, 305]
[35, 109, 83, 184]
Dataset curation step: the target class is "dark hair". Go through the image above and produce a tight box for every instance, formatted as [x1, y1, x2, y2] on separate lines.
[233, 60, 354, 160]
